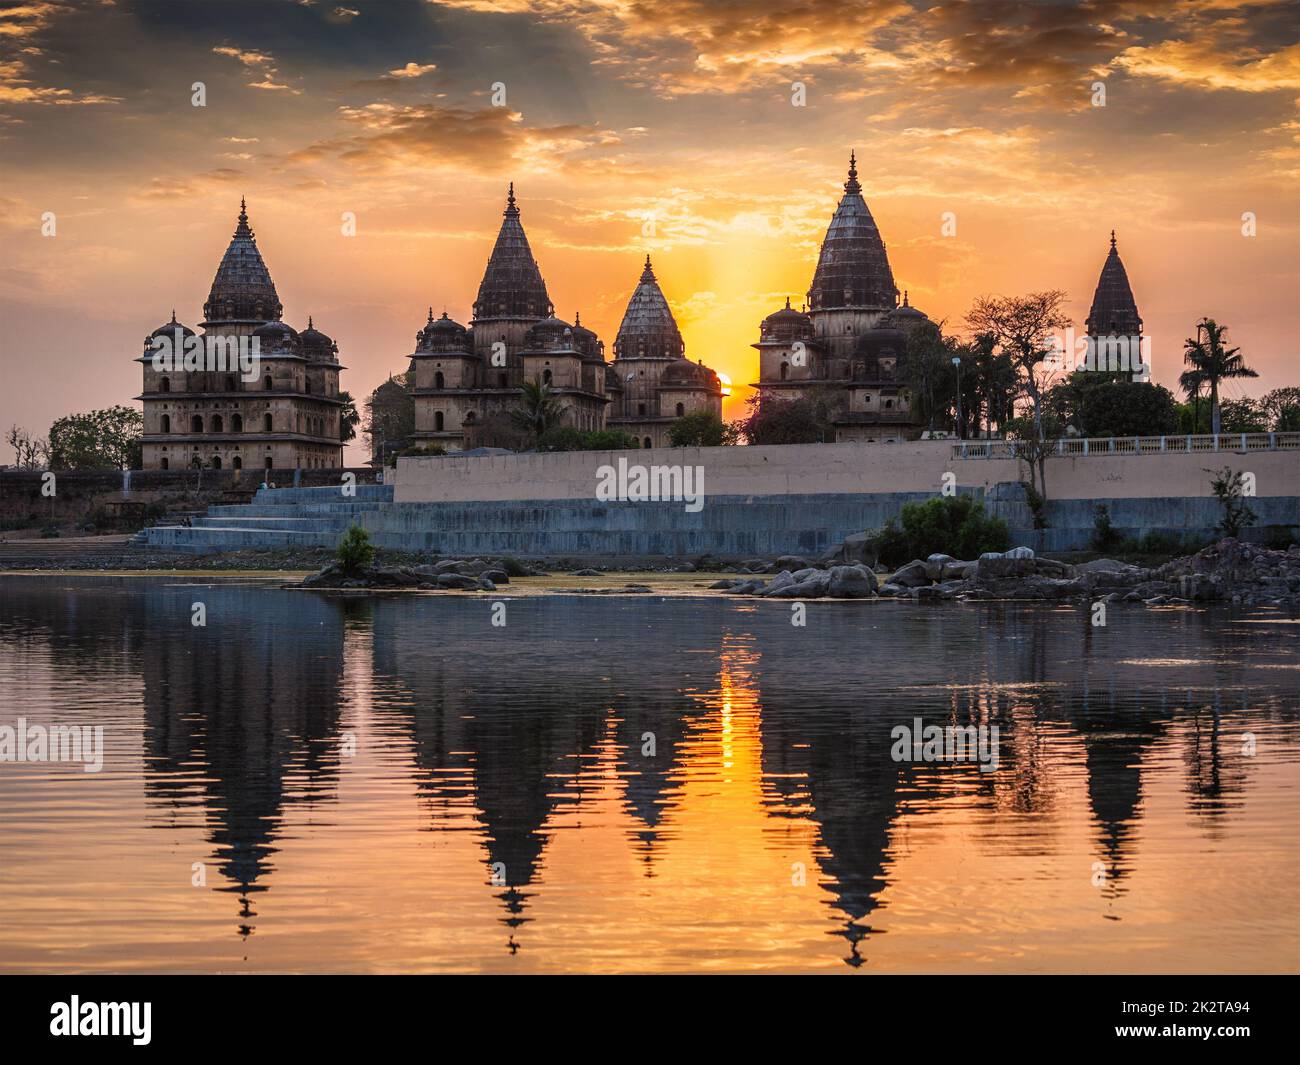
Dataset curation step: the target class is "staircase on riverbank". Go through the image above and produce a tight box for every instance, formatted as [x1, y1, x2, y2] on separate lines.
[136, 484, 394, 554]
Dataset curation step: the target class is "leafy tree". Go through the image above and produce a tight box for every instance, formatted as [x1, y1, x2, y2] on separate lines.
[48, 406, 142, 469]
[335, 524, 375, 574]
[364, 374, 414, 462]
[1259, 388, 1300, 432]
[509, 379, 564, 443]
[1218, 398, 1267, 433]
[1004, 412, 1067, 499]
[1048, 374, 1177, 437]
[966, 290, 1070, 496]
[1182, 319, 1256, 434]
[902, 321, 955, 432]
[741, 394, 835, 444]
[667, 411, 741, 447]
[338, 390, 361, 443]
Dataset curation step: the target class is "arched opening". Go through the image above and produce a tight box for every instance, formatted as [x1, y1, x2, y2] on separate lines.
[160, 456, 169, 470]
[191, 414, 203, 432]
[542, 369, 552, 385]
[160, 377, 170, 393]
[884, 399, 894, 409]
[232, 413, 243, 432]
[434, 371, 445, 389]
[643, 437, 652, 449]
[435, 411, 445, 431]
[211, 455, 222, 470]
[191, 455, 202, 469]
[498, 372, 508, 388]
[232, 456, 242, 470]
[225, 376, 236, 392]
[780, 362, 789, 380]
[211, 414, 223, 432]
[160, 414, 171, 433]
[675, 402, 685, 417]
[265, 456, 273, 471]
[638, 403, 647, 416]
[263, 413, 273, 432]
[264, 375, 273, 391]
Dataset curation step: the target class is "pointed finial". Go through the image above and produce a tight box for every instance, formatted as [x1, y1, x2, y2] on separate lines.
[506, 182, 516, 212]
[170, 308, 177, 323]
[574, 310, 581, 326]
[785, 296, 791, 309]
[1110, 229, 1116, 249]
[307, 315, 314, 329]
[903, 290, 909, 307]
[844, 150, 861, 194]
[641, 254, 655, 282]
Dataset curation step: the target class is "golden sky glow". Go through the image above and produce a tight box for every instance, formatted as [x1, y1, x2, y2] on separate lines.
[1, 0, 1297, 456]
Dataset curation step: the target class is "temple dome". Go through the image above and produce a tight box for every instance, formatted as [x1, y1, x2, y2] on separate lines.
[570, 311, 604, 359]
[807, 152, 898, 312]
[298, 316, 336, 359]
[660, 359, 719, 391]
[472, 184, 553, 321]
[525, 314, 577, 351]
[252, 319, 300, 353]
[417, 309, 470, 353]
[150, 312, 195, 339]
[614, 256, 685, 359]
[203, 199, 283, 325]
[1085, 231, 1143, 336]
[760, 297, 815, 342]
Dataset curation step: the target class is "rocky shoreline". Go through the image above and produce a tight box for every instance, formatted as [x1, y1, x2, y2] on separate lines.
[711, 538, 1300, 607]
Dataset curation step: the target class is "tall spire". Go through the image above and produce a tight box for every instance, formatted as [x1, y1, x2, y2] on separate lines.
[615, 255, 684, 359]
[473, 183, 551, 321]
[204, 199, 282, 325]
[1086, 230, 1142, 337]
[844, 150, 861, 195]
[808, 153, 896, 312]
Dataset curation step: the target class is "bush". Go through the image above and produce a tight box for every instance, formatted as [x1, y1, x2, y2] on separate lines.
[399, 445, 447, 457]
[336, 524, 374, 574]
[870, 495, 1011, 566]
[538, 427, 639, 452]
[1090, 504, 1122, 553]
[668, 412, 740, 447]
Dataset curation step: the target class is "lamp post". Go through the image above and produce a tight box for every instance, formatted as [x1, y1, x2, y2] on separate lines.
[952, 355, 963, 439]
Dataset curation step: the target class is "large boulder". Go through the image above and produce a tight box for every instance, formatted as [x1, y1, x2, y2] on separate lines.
[763, 570, 797, 595]
[434, 559, 470, 574]
[828, 564, 877, 598]
[481, 568, 510, 584]
[437, 573, 481, 590]
[892, 560, 931, 588]
[975, 555, 1037, 579]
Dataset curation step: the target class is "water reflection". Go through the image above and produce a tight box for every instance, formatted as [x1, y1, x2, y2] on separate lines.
[0, 577, 1295, 972]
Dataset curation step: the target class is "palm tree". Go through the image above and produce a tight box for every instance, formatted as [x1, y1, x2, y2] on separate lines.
[1182, 319, 1257, 435]
[1177, 366, 1207, 433]
[338, 390, 362, 443]
[509, 379, 564, 443]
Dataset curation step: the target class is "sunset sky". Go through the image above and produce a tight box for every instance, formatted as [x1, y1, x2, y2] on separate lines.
[1, 0, 1297, 462]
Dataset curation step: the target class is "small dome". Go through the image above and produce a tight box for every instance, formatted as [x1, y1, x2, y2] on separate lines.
[252, 320, 301, 353]
[150, 312, 195, 339]
[660, 359, 719, 390]
[760, 298, 814, 341]
[296, 315, 332, 358]
[525, 315, 576, 351]
[571, 311, 604, 359]
[888, 292, 930, 327]
[416, 310, 470, 353]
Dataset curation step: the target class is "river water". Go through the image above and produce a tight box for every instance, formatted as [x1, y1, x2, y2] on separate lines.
[0, 575, 1296, 973]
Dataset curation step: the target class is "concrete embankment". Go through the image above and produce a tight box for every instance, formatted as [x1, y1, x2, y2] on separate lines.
[133, 440, 1300, 559]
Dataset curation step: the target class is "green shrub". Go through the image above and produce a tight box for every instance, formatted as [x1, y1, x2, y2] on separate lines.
[336, 524, 374, 574]
[871, 495, 1011, 566]
[1090, 504, 1122, 553]
[399, 445, 447, 457]
[538, 427, 639, 452]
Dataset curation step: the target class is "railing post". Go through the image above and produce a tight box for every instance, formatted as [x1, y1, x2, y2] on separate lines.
[1214, 434, 1219, 452]
[1241, 432, 1247, 451]
[1270, 433, 1276, 449]
[1083, 439, 1088, 455]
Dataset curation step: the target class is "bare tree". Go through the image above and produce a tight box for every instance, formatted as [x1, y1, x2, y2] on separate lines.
[6, 425, 50, 469]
